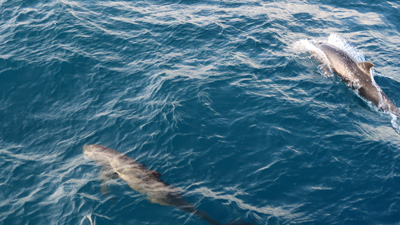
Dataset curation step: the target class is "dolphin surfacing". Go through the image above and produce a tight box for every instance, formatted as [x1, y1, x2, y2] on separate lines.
[83, 144, 252, 225]
[312, 42, 400, 116]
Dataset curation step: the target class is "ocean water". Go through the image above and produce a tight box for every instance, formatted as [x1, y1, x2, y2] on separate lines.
[1, 0, 400, 224]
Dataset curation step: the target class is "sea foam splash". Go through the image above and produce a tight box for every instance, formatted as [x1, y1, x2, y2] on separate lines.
[391, 114, 400, 134]
[294, 33, 366, 70]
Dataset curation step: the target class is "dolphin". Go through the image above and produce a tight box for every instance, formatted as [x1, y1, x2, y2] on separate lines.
[312, 42, 400, 116]
[83, 144, 252, 225]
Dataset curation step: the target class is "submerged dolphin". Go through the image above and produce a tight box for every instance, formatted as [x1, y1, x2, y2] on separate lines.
[83, 144, 252, 225]
[312, 42, 400, 116]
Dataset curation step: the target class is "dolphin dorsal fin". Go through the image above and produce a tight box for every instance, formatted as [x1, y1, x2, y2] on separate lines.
[357, 62, 374, 78]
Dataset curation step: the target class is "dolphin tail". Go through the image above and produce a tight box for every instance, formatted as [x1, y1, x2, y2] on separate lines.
[175, 196, 253, 225]
[179, 205, 221, 225]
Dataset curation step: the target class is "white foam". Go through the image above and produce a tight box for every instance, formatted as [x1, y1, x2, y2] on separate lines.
[390, 114, 400, 134]
[294, 33, 366, 69]
[326, 33, 366, 62]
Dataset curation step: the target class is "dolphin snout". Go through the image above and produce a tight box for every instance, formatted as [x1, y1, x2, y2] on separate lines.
[83, 144, 97, 155]
[83, 144, 106, 155]
[315, 41, 329, 48]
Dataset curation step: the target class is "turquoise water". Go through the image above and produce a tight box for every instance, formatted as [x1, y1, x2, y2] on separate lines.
[1, 0, 400, 224]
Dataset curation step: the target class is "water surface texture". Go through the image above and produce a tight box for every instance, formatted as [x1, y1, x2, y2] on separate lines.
[1, 0, 400, 224]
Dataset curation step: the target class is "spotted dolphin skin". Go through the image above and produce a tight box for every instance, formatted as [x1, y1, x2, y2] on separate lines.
[313, 42, 400, 116]
[83, 144, 252, 225]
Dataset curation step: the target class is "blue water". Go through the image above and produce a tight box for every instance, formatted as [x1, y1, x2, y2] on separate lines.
[1, 0, 400, 224]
